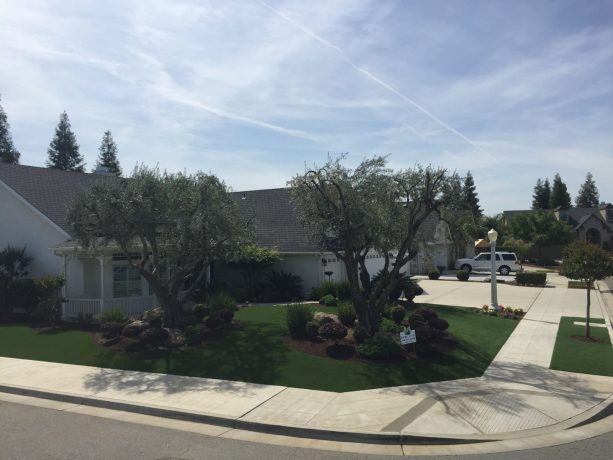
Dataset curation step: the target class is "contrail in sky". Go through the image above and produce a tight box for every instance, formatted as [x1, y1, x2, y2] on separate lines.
[259, 0, 489, 155]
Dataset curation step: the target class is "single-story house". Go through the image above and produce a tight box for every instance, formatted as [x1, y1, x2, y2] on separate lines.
[0, 163, 453, 318]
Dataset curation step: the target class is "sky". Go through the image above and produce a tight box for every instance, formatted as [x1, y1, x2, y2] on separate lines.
[1, 0, 612, 214]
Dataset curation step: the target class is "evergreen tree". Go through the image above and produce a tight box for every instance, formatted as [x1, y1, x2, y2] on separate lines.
[46, 111, 84, 172]
[549, 173, 571, 209]
[532, 178, 551, 210]
[94, 130, 122, 176]
[0, 95, 20, 164]
[575, 172, 599, 208]
[462, 171, 482, 218]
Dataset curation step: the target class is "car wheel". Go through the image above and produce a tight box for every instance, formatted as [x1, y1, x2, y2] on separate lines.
[499, 266, 510, 276]
[461, 264, 472, 273]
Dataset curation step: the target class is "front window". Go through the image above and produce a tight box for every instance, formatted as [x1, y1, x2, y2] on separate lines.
[113, 265, 142, 298]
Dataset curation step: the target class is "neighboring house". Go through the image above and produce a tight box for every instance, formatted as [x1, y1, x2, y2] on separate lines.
[0, 163, 453, 318]
[502, 205, 613, 254]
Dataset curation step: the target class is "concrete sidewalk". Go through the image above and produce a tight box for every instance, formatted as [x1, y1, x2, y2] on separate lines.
[1, 274, 612, 448]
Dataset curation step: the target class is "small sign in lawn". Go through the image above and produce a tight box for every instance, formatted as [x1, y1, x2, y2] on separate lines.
[400, 328, 417, 345]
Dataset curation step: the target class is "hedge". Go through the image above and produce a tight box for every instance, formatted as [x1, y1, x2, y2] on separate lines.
[516, 272, 547, 286]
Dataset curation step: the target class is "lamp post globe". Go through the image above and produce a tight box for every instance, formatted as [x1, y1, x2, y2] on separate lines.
[488, 228, 499, 311]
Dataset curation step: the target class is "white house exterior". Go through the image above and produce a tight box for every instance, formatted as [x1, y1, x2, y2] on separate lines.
[0, 163, 453, 318]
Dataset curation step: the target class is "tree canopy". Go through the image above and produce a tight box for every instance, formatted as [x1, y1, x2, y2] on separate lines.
[94, 130, 122, 176]
[68, 166, 248, 327]
[549, 173, 571, 209]
[441, 173, 478, 260]
[560, 241, 613, 338]
[0, 95, 20, 164]
[575, 172, 599, 208]
[46, 112, 85, 172]
[532, 178, 551, 210]
[508, 211, 573, 254]
[462, 171, 482, 218]
[289, 155, 448, 334]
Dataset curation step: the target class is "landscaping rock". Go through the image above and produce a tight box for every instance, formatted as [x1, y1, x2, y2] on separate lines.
[164, 328, 187, 348]
[313, 312, 338, 324]
[100, 336, 122, 347]
[142, 307, 164, 328]
[122, 320, 147, 337]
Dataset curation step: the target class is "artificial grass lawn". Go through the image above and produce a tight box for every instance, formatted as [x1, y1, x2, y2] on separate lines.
[550, 316, 613, 377]
[0, 304, 518, 392]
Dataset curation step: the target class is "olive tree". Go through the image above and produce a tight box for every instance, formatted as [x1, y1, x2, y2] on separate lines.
[289, 156, 447, 334]
[560, 241, 613, 339]
[68, 166, 248, 328]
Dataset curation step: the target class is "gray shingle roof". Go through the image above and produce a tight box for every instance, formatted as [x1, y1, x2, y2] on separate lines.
[230, 188, 320, 253]
[0, 163, 321, 253]
[0, 162, 118, 235]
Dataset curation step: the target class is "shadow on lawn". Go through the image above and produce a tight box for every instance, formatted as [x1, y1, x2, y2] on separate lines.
[85, 322, 289, 396]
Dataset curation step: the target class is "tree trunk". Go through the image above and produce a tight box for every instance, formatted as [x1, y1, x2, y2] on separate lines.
[585, 282, 591, 339]
[162, 296, 184, 329]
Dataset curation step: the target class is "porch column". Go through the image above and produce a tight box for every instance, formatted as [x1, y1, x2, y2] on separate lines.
[98, 255, 105, 312]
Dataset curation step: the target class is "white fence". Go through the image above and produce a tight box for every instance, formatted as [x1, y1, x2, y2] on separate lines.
[62, 296, 156, 319]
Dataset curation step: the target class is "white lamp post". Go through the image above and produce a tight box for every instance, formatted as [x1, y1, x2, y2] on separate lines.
[488, 228, 499, 311]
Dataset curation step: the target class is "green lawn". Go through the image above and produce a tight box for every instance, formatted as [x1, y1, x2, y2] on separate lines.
[0, 304, 518, 392]
[550, 317, 613, 377]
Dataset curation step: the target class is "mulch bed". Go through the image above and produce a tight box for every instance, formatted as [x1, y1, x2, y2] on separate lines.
[570, 335, 607, 343]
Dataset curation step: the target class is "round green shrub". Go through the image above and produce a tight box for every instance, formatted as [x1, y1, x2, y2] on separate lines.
[305, 321, 320, 341]
[209, 293, 237, 312]
[389, 305, 405, 324]
[185, 325, 203, 345]
[319, 294, 337, 306]
[356, 335, 403, 360]
[380, 317, 403, 333]
[428, 317, 449, 331]
[456, 269, 470, 281]
[414, 307, 437, 321]
[337, 304, 356, 327]
[428, 269, 441, 280]
[192, 303, 210, 321]
[415, 325, 439, 342]
[205, 313, 225, 332]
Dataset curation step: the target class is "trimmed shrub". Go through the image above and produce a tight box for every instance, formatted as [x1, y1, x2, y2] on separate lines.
[515, 272, 546, 286]
[100, 321, 124, 339]
[428, 269, 440, 280]
[209, 293, 237, 312]
[318, 316, 335, 327]
[415, 325, 439, 342]
[318, 322, 348, 342]
[380, 317, 403, 333]
[389, 305, 405, 324]
[305, 321, 320, 341]
[352, 325, 368, 344]
[408, 312, 426, 328]
[218, 308, 234, 325]
[185, 325, 203, 345]
[204, 313, 225, 332]
[428, 317, 449, 331]
[192, 303, 210, 321]
[98, 308, 127, 325]
[456, 269, 470, 281]
[337, 303, 356, 327]
[285, 304, 314, 339]
[414, 307, 437, 321]
[357, 335, 403, 360]
[319, 294, 337, 306]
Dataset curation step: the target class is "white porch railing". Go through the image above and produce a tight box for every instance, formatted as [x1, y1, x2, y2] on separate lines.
[62, 296, 156, 319]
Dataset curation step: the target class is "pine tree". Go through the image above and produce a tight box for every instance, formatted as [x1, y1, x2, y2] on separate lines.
[93, 131, 122, 176]
[550, 173, 571, 209]
[575, 172, 599, 208]
[46, 111, 84, 172]
[0, 95, 20, 164]
[462, 171, 482, 218]
[532, 178, 551, 209]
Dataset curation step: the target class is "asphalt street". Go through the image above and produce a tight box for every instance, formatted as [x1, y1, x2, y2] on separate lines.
[1, 400, 612, 460]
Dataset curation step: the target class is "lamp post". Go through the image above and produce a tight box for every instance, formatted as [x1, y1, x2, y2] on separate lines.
[488, 228, 499, 311]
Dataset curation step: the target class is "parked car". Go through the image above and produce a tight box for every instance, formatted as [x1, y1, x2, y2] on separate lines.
[454, 252, 521, 275]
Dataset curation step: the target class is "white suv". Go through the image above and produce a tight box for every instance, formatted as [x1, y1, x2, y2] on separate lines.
[454, 252, 520, 276]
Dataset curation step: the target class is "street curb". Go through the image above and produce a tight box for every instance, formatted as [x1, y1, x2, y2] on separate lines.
[0, 383, 491, 446]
